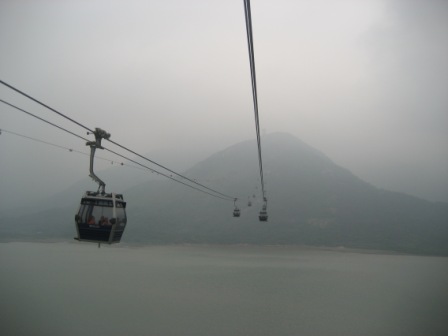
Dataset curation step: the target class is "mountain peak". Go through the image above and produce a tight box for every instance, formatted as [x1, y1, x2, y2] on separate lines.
[123, 133, 448, 254]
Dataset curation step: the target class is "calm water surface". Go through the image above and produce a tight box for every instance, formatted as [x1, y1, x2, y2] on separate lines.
[1, 242, 447, 336]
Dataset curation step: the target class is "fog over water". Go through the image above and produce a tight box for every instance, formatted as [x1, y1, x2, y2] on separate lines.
[1, 242, 448, 336]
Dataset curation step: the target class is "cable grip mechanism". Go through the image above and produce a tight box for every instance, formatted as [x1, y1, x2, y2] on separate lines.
[86, 128, 110, 194]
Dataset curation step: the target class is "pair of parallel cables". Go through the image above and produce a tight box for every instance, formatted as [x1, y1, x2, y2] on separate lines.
[0, 0, 267, 205]
[243, 0, 267, 203]
[0, 81, 235, 202]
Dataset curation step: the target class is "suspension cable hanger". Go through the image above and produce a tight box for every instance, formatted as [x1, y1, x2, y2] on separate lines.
[86, 128, 110, 194]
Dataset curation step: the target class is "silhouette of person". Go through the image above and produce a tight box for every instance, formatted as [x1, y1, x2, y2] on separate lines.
[87, 215, 96, 225]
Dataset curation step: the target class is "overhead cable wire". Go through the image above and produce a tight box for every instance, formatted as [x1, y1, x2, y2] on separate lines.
[0, 99, 89, 142]
[0, 128, 146, 171]
[1, 126, 232, 200]
[0, 80, 94, 134]
[105, 138, 235, 200]
[244, 0, 264, 193]
[244, 0, 264, 194]
[0, 97, 235, 201]
[0, 80, 236, 201]
[243, 0, 266, 200]
[1, 128, 86, 153]
[102, 147, 233, 201]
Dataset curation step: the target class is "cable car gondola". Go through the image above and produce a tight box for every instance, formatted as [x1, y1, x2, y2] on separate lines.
[74, 128, 128, 244]
[233, 208, 241, 217]
[233, 198, 241, 217]
[259, 199, 268, 222]
[75, 191, 127, 244]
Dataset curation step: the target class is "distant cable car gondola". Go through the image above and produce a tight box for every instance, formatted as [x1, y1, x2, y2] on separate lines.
[259, 199, 268, 222]
[74, 128, 128, 245]
[233, 198, 241, 217]
[233, 208, 241, 217]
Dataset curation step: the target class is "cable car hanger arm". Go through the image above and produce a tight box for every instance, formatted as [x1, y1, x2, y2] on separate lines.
[86, 128, 110, 194]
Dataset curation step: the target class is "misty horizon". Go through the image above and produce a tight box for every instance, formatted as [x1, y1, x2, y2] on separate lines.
[1, 0, 447, 207]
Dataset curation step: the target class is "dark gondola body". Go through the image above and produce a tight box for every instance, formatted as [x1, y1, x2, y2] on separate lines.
[258, 210, 268, 221]
[233, 208, 241, 217]
[259, 202, 268, 221]
[75, 191, 127, 244]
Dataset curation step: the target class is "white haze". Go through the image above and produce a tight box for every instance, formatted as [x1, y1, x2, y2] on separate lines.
[0, 0, 447, 211]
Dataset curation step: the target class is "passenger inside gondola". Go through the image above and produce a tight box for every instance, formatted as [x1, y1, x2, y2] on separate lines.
[87, 216, 96, 225]
[100, 217, 111, 226]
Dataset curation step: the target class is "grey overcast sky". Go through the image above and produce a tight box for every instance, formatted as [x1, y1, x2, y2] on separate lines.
[1, 0, 447, 208]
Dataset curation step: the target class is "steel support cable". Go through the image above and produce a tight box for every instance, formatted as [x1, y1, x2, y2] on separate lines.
[1, 126, 231, 200]
[243, 0, 266, 200]
[0, 99, 89, 142]
[0, 80, 94, 134]
[246, 1, 265, 196]
[248, 16, 265, 196]
[107, 138, 235, 201]
[244, 0, 261, 147]
[0, 128, 147, 171]
[0, 81, 236, 201]
[0, 98, 235, 201]
[102, 147, 233, 201]
[1, 128, 87, 153]
[244, 0, 264, 193]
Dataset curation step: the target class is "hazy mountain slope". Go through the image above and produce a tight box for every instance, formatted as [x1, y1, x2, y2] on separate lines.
[123, 133, 448, 254]
[2, 132, 447, 255]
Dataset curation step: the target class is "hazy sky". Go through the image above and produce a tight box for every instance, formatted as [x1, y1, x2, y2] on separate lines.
[1, 0, 447, 208]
